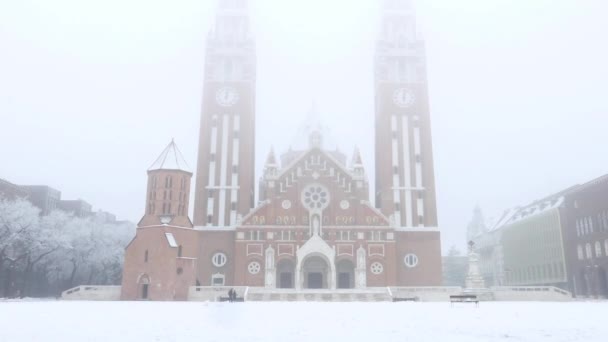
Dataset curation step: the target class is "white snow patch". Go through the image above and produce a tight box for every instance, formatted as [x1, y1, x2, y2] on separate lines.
[0, 301, 606, 341]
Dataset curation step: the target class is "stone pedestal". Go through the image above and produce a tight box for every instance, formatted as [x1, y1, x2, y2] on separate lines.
[465, 251, 486, 290]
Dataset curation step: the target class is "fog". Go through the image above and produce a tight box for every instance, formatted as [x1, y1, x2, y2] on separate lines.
[1, 0, 607, 253]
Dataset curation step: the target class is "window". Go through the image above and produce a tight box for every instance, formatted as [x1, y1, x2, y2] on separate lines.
[248, 261, 261, 275]
[231, 202, 237, 211]
[596, 241, 602, 258]
[210, 154, 216, 162]
[393, 166, 399, 175]
[212, 253, 227, 267]
[404, 254, 419, 268]
[178, 245, 183, 258]
[232, 165, 238, 174]
[144, 250, 149, 263]
[394, 203, 401, 211]
[370, 262, 384, 275]
[586, 243, 593, 259]
[208, 189, 215, 198]
[177, 267, 183, 275]
[207, 215, 213, 224]
[211, 273, 225, 286]
[415, 155, 421, 163]
[577, 245, 584, 260]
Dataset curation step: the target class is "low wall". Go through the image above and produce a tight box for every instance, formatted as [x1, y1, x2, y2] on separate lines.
[188, 286, 250, 302]
[389, 287, 463, 302]
[491, 286, 572, 302]
[61, 286, 121, 301]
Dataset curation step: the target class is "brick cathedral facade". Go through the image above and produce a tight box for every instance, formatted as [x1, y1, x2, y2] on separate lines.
[121, 0, 442, 301]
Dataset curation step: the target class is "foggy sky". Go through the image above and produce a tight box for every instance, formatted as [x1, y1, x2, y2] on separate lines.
[1, 0, 607, 253]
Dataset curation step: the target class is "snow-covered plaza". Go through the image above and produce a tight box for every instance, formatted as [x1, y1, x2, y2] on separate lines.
[1, 301, 607, 341]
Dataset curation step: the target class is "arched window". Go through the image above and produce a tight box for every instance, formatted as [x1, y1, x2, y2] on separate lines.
[178, 245, 183, 258]
[586, 243, 593, 259]
[595, 241, 602, 258]
[577, 245, 584, 260]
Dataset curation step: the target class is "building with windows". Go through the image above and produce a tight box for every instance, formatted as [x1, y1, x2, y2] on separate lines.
[0, 178, 30, 200]
[473, 194, 570, 289]
[21, 185, 62, 216]
[121, 0, 443, 301]
[562, 175, 608, 298]
[473, 174, 608, 297]
[58, 199, 93, 218]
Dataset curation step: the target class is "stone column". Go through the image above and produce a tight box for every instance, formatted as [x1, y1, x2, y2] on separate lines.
[265, 246, 276, 289]
[355, 245, 367, 289]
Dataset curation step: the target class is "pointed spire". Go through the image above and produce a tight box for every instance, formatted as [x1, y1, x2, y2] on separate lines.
[148, 140, 192, 173]
[265, 147, 277, 167]
[352, 147, 363, 167]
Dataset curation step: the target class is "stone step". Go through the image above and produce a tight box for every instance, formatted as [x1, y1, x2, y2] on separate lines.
[245, 291, 393, 302]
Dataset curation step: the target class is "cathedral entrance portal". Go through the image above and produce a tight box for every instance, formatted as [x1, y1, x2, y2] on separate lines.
[302, 256, 329, 289]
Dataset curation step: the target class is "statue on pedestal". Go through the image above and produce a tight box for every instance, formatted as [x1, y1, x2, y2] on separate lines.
[465, 241, 486, 290]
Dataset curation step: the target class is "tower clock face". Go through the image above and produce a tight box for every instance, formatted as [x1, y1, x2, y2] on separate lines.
[393, 88, 416, 108]
[216, 87, 239, 107]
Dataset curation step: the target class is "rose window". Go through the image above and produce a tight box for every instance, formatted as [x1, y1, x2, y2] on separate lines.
[370, 262, 384, 275]
[301, 185, 330, 211]
[248, 261, 261, 275]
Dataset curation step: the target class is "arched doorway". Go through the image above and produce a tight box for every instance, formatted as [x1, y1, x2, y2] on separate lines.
[138, 274, 150, 300]
[277, 259, 295, 289]
[336, 259, 355, 289]
[302, 256, 330, 289]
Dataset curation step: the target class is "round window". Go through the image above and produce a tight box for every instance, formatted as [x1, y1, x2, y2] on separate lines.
[282, 200, 292, 210]
[370, 262, 384, 275]
[301, 184, 330, 211]
[404, 254, 419, 268]
[212, 252, 227, 268]
[248, 261, 261, 275]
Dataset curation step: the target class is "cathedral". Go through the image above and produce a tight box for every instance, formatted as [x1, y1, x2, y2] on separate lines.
[121, 0, 442, 301]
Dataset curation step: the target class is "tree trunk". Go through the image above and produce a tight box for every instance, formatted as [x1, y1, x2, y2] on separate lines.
[69, 260, 78, 289]
[19, 257, 34, 299]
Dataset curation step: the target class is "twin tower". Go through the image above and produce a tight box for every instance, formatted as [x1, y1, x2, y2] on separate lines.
[122, 0, 441, 300]
[194, 0, 438, 230]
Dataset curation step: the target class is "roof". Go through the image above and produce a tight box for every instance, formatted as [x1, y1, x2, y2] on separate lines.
[486, 193, 567, 233]
[148, 140, 191, 173]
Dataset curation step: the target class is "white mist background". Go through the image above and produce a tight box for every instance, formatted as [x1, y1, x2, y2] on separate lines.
[1, 0, 607, 253]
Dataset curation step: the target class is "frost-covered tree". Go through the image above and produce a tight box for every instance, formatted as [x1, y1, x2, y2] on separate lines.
[443, 245, 467, 287]
[0, 196, 135, 298]
[0, 197, 40, 297]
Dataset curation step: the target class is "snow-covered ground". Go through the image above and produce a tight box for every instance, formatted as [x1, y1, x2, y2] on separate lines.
[1, 301, 607, 342]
